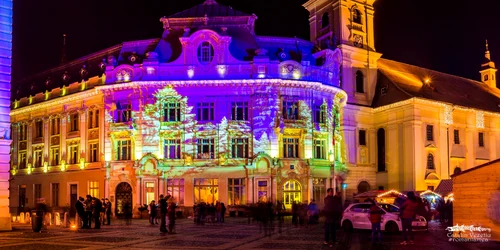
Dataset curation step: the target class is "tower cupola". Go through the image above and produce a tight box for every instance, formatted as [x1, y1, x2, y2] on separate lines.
[480, 40, 497, 88]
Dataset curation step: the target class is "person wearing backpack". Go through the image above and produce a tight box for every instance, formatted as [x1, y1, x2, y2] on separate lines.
[400, 192, 418, 245]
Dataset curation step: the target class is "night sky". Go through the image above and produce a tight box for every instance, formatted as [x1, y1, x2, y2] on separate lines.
[12, 0, 500, 84]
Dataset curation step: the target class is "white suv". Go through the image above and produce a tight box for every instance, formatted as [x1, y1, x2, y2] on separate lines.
[341, 203, 427, 233]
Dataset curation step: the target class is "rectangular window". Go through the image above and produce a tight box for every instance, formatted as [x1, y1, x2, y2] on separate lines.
[88, 181, 99, 198]
[19, 123, 28, 141]
[50, 147, 60, 166]
[283, 137, 299, 158]
[359, 130, 366, 146]
[194, 178, 218, 204]
[479, 132, 485, 147]
[68, 144, 79, 164]
[167, 178, 184, 205]
[454, 129, 460, 144]
[51, 183, 59, 207]
[313, 139, 326, 159]
[313, 178, 326, 207]
[282, 101, 299, 120]
[34, 184, 42, 201]
[231, 138, 249, 158]
[50, 118, 60, 135]
[164, 139, 181, 159]
[69, 113, 79, 132]
[258, 180, 268, 202]
[426, 125, 434, 141]
[164, 102, 181, 122]
[89, 142, 99, 162]
[34, 120, 43, 138]
[145, 182, 155, 205]
[197, 138, 215, 159]
[314, 104, 327, 123]
[19, 151, 27, 169]
[88, 110, 99, 129]
[117, 140, 132, 160]
[116, 103, 132, 123]
[228, 178, 246, 205]
[197, 102, 214, 121]
[231, 102, 248, 121]
[33, 148, 43, 168]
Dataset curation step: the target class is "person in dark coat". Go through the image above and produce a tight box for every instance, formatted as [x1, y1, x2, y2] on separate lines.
[75, 196, 87, 229]
[84, 195, 93, 229]
[220, 202, 226, 222]
[159, 194, 171, 233]
[323, 188, 343, 246]
[105, 198, 112, 225]
[167, 201, 177, 234]
[149, 200, 157, 225]
[92, 197, 102, 229]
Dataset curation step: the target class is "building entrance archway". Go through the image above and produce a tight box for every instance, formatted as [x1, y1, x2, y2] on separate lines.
[283, 180, 301, 209]
[115, 182, 133, 217]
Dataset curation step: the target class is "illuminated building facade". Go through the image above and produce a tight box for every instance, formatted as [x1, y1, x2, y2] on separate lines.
[305, 0, 500, 194]
[9, 0, 500, 218]
[9, 0, 346, 216]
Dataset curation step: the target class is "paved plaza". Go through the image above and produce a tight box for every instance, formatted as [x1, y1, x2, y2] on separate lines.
[0, 217, 498, 250]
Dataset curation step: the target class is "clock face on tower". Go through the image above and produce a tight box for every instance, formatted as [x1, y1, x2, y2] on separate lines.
[353, 35, 363, 48]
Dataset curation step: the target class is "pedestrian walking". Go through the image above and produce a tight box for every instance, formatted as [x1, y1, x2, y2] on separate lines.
[368, 200, 383, 244]
[400, 192, 418, 245]
[149, 200, 157, 225]
[324, 188, 343, 247]
[84, 195, 93, 229]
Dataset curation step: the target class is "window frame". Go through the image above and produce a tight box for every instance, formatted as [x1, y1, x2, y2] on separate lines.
[283, 137, 300, 158]
[479, 132, 485, 147]
[231, 101, 249, 121]
[197, 102, 215, 121]
[228, 178, 246, 205]
[426, 125, 434, 141]
[231, 138, 249, 158]
[116, 139, 132, 161]
[282, 101, 299, 120]
[355, 70, 364, 93]
[453, 129, 460, 144]
[313, 139, 326, 159]
[167, 178, 185, 205]
[164, 138, 182, 159]
[197, 138, 215, 159]
[197, 41, 215, 65]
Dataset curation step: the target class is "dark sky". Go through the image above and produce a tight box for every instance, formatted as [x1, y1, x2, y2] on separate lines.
[12, 0, 500, 83]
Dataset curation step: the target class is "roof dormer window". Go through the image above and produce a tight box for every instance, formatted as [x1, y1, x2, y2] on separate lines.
[197, 41, 214, 65]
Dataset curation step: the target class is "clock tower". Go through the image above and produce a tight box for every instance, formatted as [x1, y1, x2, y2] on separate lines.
[303, 0, 382, 106]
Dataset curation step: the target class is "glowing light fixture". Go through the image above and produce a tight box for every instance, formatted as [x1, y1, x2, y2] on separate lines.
[11, 165, 17, 175]
[61, 86, 67, 96]
[424, 78, 431, 84]
[217, 65, 227, 77]
[79, 158, 85, 170]
[43, 162, 48, 173]
[27, 163, 32, 175]
[44, 91, 50, 100]
[293, 71, 301, 79]
[60, 160, 66, 172]
[146, 67, 155, 75]
[377, 189, 407, 198]
[187, 68, 195, 78]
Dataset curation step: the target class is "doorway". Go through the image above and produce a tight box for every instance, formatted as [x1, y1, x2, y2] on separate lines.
[69, 184, 77, 217]
[19, 186, 26, 213]
[115, 182, 133, 217]
[283, 180, 301, 209]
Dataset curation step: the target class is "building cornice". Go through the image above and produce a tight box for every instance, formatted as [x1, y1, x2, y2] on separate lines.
[10, 88, 100, 116]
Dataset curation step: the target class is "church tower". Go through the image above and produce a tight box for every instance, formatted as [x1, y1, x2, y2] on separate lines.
[303, 0, 382, 105]
[480, 40, 497, 88]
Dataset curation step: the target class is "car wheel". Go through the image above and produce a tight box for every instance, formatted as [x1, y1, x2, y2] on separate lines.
[342, 220, 353, 232]
[385, 221, 399, 234]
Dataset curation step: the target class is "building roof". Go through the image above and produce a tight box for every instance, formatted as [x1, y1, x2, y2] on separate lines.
[434, 179, 453, 196]
[169, 0, 250, 18]
[451, 158, 500, 177]
[373, 58, 500, 113]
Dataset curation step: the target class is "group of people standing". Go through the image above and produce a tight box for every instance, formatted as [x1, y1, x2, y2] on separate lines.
[75, 195, 112, 229]
[148, 194, 177, 234]
[193, 201, 226, 225]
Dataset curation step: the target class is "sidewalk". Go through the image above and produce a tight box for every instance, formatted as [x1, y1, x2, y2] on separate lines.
[0, 218, 498, 249]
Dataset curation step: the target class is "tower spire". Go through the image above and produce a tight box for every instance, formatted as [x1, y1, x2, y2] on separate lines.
[485, 39, 491, 61]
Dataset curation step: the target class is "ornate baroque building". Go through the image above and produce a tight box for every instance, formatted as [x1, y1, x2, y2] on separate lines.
[9, 0, 500, 216]
[9, 0, 346, 216]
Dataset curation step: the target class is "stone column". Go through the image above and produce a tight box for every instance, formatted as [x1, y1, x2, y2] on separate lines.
[0, 0, 12, 230]
[79, 110, 87, 162]
[386, 122, 400, 190]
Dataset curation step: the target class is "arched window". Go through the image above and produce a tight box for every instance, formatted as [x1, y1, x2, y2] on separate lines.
[427, 153, 435, 169]
[377, 128, 386, 172]
[353, 9, 362, 24]
[484, 74, 489, 81]
[356, 71, 364, 93]
[321, 12, 329, 28]
[357, 181, 370, 194]
[197, 41, 214, 65]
